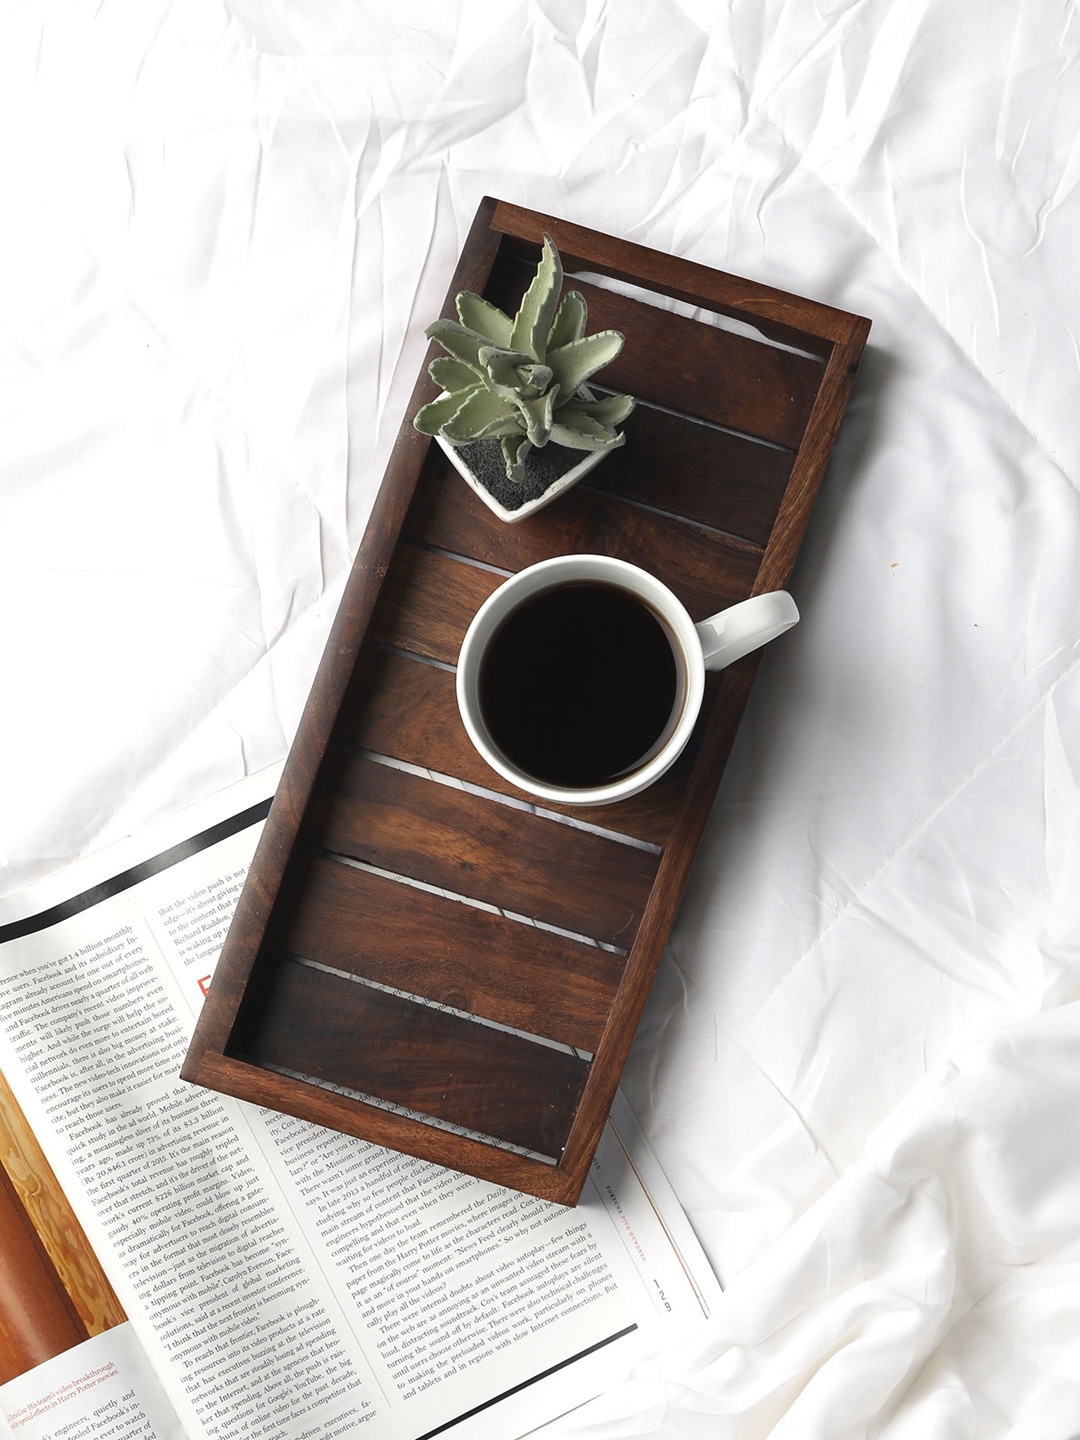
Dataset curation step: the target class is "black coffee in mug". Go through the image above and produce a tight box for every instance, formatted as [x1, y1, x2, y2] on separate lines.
[477, 581, 681, 789]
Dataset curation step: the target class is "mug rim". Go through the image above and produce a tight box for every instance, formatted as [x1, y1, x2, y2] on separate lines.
[456, 554, 705, 806]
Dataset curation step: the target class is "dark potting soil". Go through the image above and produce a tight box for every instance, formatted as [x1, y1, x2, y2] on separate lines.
[456, 440, 582, 512]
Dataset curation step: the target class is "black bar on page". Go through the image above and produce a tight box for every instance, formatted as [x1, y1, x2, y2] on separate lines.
[0, 799, 273, 947]
[416, 1325, 639, 1440]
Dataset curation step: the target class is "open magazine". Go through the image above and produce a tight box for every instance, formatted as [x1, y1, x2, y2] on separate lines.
[0, 768, 721, 1440]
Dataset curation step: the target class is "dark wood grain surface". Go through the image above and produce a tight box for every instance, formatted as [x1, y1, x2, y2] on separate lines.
[183, 197, 870, 1204]
[273, 853, 624, 1053]
[306, 755, 659, 947]
[239, 959, 588, 1157]
[403, 460, 764, 621]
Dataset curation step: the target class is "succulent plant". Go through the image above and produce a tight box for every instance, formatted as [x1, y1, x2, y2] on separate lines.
[413, 234, 635, 483]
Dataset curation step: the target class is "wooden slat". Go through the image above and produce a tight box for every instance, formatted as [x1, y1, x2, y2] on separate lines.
[582, 279, 821, 449]
[372, 540, 503, 664]
[304, 755, 659, 947]
[405, 461, 763, 622]
[586, 402, 794, 546]
[272, 852, 623, 1054]
[237, 958, 587, 1157]
[345, 647, 688, 847]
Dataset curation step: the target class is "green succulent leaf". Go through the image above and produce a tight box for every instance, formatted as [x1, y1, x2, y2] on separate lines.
[455, 292, 514, 347]
[413, 385, 484, 436]
[561, 391, 636, 428]
[425, 318, 491, 368]
[513, 387, 559, 447]
[480, 346, 554, 397]
[440, 388, 523, 441]
[548, 414, 628, 452]
[510, 234, 563, 363]
[429, 355, 483, 392]
[547, 330, 625, 399]
[501, 433, 532, 482]
[547, 290, 587, 349]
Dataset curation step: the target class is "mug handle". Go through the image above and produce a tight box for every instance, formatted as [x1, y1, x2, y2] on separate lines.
[696, 591, 799, 671]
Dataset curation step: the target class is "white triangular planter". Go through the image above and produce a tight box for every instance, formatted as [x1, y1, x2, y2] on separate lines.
[436, 435, 611, 524]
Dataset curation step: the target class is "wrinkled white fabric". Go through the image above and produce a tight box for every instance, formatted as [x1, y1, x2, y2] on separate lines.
[4, 1, 1080, 1434]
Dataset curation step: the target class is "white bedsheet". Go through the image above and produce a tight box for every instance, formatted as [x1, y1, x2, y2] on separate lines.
[4, 3, 1080, 1434]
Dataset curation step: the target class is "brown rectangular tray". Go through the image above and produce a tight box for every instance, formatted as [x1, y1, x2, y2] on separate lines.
[182, 198, 870, 1204]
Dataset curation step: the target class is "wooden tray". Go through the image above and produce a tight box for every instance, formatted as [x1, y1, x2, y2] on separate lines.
[182, 199, 870, 1204]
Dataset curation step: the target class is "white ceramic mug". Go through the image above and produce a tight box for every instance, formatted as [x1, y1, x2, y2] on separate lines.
[456, 554, 799, 806]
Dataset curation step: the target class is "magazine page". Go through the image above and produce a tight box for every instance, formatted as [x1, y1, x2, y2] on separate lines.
[0, 771, 720, 1440]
